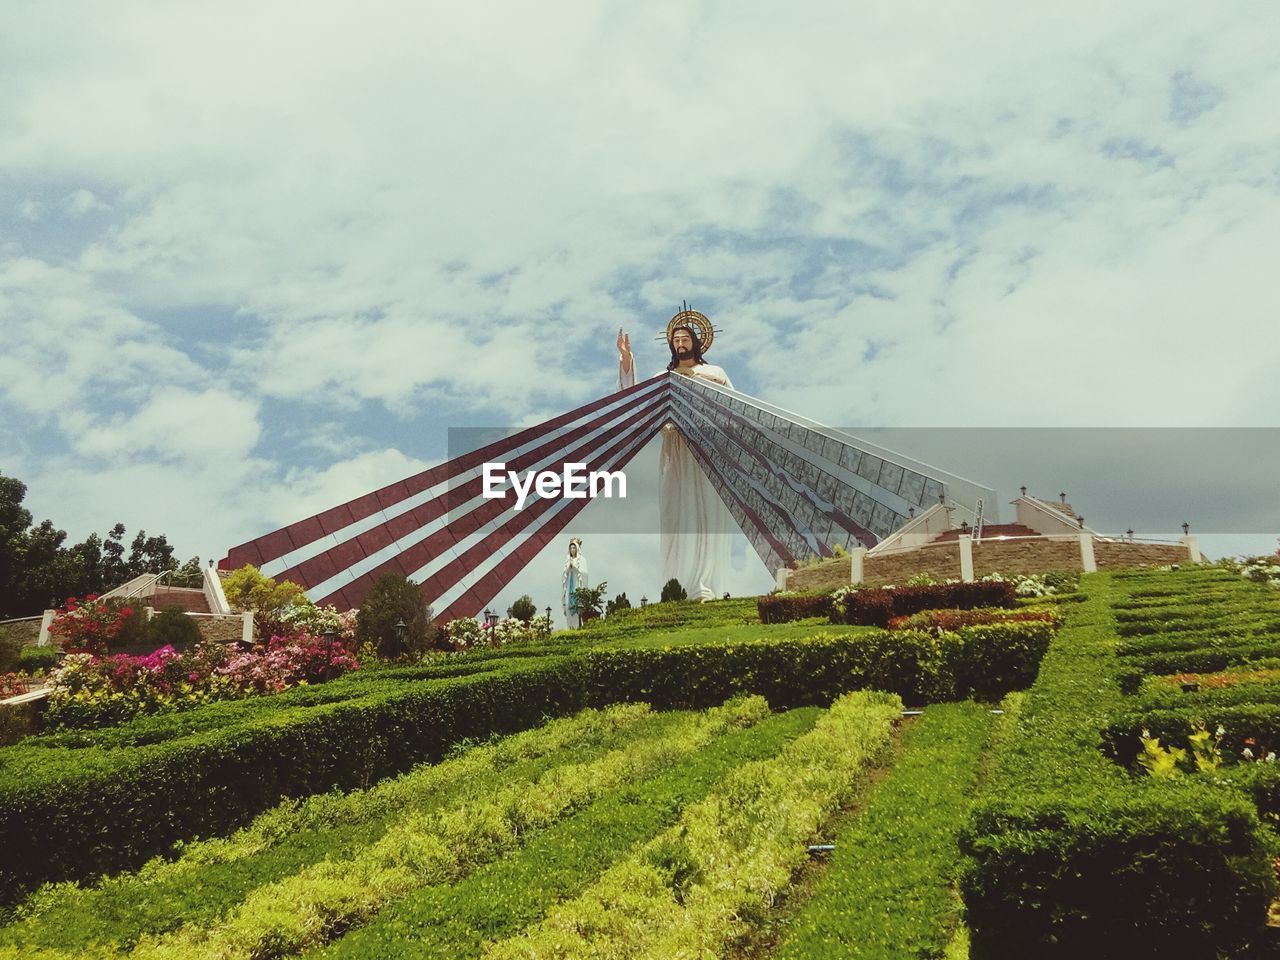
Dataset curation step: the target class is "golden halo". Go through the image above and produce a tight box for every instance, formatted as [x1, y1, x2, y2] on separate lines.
[665, 308, 715, 354]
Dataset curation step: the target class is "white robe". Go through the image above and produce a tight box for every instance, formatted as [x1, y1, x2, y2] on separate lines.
[619, 361, 735, 601]
[561, 553, 589, 627]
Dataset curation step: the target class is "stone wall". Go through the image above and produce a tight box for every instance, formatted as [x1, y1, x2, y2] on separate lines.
[863, 544, 963, 587]
[787, 557, 852, 593]
[781, 537, 1195, 596]
[972, 539, 1082, 578]
[195, 616, 245, 643]
[1095, 541, 1189, 569]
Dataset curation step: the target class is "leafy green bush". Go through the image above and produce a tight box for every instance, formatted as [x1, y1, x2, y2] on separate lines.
[16, 646, 59, 673]
[142, 607, 202, 648]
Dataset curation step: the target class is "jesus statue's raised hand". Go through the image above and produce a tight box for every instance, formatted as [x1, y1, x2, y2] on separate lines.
[616, 327, 633, 376]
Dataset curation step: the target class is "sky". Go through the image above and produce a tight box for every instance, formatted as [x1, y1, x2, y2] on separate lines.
[1, 1, 1277, 621]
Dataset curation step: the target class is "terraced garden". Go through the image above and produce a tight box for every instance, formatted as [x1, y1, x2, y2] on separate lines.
[3, 567, 1279, 958]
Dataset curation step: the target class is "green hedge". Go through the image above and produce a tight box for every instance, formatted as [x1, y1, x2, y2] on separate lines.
[0, 620, 1054, 900]
[581, 622, 1052, 711]
[773, 702, 995, 959]
[959, 571, 1277, 958]
[833, 580, 1017, 627]
[0, 656, 587, 900]
[963, 784, 1274, 958]
[756, 593, 834, 624]
[1102, 702, 1280, 766]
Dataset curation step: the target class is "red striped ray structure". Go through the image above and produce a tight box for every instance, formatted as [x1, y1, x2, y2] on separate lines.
[221, 372, 992, 619]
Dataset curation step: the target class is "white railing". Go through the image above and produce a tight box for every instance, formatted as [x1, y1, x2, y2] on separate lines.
[203, 564, 232, 615]
[868, 503, 953, 557]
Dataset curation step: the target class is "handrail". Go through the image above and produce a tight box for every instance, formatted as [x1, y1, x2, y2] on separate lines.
[0, 614, 45, 625]
[102, 569, 182, 602]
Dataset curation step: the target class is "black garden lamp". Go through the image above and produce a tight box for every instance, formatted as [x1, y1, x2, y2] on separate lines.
[1059, 492, 1067, 504]
[640, 596, 648, 608]
[1126, 528, 1134, 541]
[1182, 522, 1190, 536]
[545, 606, 552, 622]
[1077, 516, 1085, 529]
[393, 618, 407, 661]
[1020, 485, 1027, 496]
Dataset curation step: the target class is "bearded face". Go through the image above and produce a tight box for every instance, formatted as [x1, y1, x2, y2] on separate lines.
[669, 326, 700, 364]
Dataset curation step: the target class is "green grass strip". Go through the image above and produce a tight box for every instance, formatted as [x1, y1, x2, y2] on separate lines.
[0, 702, 665, 952]
[481, 689, 902, 960]
[310, 707, 822, 959]
[770, 702, 995, 960]
[48, 696, 766, 960]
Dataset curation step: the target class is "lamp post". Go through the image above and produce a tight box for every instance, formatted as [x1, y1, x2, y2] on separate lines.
[545, 605, 552, 623]
[640, 596, 648, 608]
[1126, 528, 1134, 541]
[1182, 522, 1190, 536]
[1059, 492, 1067, 504]
[323, 628, 337, 681]
[1020, 485, 1027, 497]
[393, 618, 407, 661]
[1076, 516, 1085, 529]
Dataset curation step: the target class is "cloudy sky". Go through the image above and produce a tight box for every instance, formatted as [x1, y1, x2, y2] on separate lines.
[2, 2, 1277, 618]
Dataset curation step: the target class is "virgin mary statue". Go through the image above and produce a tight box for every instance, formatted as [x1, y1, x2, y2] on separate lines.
[616, 312, 734, 601]
[561, 537, 589, 627]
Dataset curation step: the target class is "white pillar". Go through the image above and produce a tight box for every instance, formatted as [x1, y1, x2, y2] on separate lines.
[850, 547, 867, 585]
[37, 609, 55, 647]
[241, 611, 254, 645]
[1181, 535, 1201, 564]
[775, 567, 790, 591]
[958, 534, 974, 582]
[1079, 533, 1097, 573]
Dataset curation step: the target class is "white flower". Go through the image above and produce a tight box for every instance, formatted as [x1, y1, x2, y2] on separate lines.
[1267, 752, 1277, 763]
[1243, 748, 1254, 760]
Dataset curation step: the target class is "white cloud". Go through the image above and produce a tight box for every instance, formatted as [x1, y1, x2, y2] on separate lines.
[1, 0, 1277, 583]
[59, 188, 108, 217]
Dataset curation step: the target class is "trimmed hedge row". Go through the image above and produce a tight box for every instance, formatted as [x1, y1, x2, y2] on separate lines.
[581, 622, 1053, 710]
[756, 593, 834, 624]
[1115, 642, 1280, 690]
[0, 656, 587, 900]
[1102, 702, 1280, 767]
[0, 620, 1054, 900]
[959, 571, 1277, 958]
[773, 702, 995, 959]
[757, 580, 1018, 627]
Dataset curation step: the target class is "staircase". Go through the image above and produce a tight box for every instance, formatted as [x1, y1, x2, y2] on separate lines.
[931, 523, 1040, 543]
[147, 587, 211, 614]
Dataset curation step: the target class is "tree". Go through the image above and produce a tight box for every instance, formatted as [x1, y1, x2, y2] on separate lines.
[355, 574, 434, 658]
[507, 594, 538, 623]
[605, 592, 632, 616]
[0, 471, 199, 616]
[660, 578, 687, 603]
[221, 565, 308, 620]
[570, 581, 607, 622]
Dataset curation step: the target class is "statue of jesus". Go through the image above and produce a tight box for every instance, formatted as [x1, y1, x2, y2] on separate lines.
[616, 315, 734, 601]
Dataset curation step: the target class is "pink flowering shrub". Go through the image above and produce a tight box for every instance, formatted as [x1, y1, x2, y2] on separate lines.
[47, 595, 138, 656]
[45, 634, 358, 729]
[216, 633, 358, 695]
